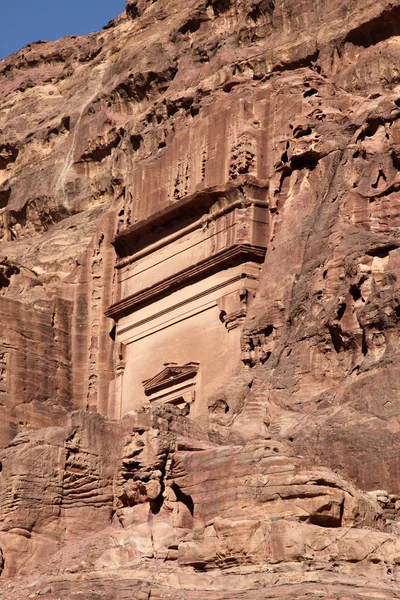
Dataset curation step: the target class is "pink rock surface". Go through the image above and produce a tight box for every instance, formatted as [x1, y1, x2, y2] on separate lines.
[1, 0, 400, 598]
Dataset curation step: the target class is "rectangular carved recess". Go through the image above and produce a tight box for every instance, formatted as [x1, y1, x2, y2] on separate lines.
[107, 180, 269, 418]
[106, 182, 269, 321]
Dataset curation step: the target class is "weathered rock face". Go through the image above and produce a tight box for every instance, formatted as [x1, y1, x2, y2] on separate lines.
[2, 0, 400, 597]
[2, 406, 400, 599]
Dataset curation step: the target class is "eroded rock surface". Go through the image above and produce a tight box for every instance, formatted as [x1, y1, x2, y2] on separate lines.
[2, 407, 400, 599]
[1, 0, 400, 598]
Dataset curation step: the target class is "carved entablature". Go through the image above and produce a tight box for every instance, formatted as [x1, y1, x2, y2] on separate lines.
[107, 182, 268, 321]
[106, 180, 269, 420]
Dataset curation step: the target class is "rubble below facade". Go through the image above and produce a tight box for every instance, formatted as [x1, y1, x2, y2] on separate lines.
[1, 0, 400, 597]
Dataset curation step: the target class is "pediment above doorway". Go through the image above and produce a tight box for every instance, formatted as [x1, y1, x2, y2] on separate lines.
[142, 362, 200, 410]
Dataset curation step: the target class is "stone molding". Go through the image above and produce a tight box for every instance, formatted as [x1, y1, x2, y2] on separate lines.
[112, 179, 269, 260]
[143, 362, 199, 396]
[106, 243, 266, 321]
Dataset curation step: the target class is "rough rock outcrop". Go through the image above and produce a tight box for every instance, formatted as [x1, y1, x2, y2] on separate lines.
[1, 0, 400, 598]
[2, 407, 400, 599]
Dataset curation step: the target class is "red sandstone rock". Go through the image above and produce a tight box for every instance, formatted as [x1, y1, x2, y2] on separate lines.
[1, 0, 400, 598]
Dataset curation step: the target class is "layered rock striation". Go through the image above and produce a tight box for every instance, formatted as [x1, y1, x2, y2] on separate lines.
[1, 0, 400, 597]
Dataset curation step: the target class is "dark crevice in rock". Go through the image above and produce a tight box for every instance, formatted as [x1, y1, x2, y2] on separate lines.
[208, 395, 230, 415]
[115, 68, 178, 104]
[281, 150, 289, 163]
[344, 6, 400, 48]
[274, 50, 320, 74]
[179, 18, 203, 35]
[80, 134, 121, 163]
[362, 329, 368, 355]
[371, 169, 386, 189]
[366, 244, 399, 258]
[47, 117, 71, 140]
[293, 125, 312, 139]
[248, 0, 275, 23]
[172, 482, 194, 516]
[126, 0, 157, 20]
[303, 87, 318, 97]
[208, 0, 232, 16]
[78, 47, 102, 63]
[0, 188, 11, 209]
[276, 167, 292, 196]
[290, 150, 320, 171]
[8, 206, 27, 239]
[0, 145, 19, 170]
[309, 499, 344, 528]
[328, 324, 346, 353]
[337, 303, 346, 320]
[0, 264, 20, 290]
[130, 134, 143, 152]
[165, 96, 195, 117]
[150, 492, 164, 515]
[191, 561, 207, 571]
[356, 118, 383, 142]
[349, 284, 362, 301]
[391, 150, 400, 171]
[121, 460, 141, 477]
[126, 2, 140, 19]
[7, 198, 70, 238]
[264, 324, 274, 337]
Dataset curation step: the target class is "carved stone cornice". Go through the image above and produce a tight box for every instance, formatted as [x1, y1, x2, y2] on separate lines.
[143, 362, 199, 397]
[113, 177, 269, 260]
[105, 243, 266, 321]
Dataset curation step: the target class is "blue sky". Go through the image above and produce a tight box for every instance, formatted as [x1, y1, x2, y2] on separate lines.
[0, 0, 126, 60]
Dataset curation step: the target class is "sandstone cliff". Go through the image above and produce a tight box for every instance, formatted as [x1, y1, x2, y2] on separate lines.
[1, 0, 400, 598]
